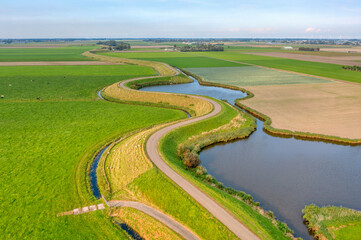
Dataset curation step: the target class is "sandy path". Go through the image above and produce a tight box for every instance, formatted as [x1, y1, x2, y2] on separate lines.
[109, 201, 200, 240]
[246, 52, 361, 66]
[0, 61, 121, 66]
[118, 77, 259, 240]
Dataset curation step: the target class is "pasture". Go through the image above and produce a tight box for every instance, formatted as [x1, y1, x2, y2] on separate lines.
[185, 66, 329, 87]
[0, 46, 96, 62]
[0, 64, 186, 239]
[100, 51, 243, 68]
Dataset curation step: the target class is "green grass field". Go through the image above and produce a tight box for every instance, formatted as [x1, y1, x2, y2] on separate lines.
[193, 51, 361, 84]
[100, 51, 244, 68]
[0, 46, 96, 61]
[0, 65, 156, 101]
[185, 66, 330, 86]
[303, 204, 361, 240]
[0, 64, 186, 239]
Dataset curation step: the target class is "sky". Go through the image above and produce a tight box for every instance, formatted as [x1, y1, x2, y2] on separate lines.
[1, 0, 361, 38]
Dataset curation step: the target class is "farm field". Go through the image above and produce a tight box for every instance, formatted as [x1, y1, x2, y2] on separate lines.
[0, 46, 97, 61]
[100, 51, 244, 68]
[0, 64, 187, 239]
[246, 52, 361, 67]
[185, 66, 330, 86]
[194, 51, 361, 84]
[243, 82, 361, 139]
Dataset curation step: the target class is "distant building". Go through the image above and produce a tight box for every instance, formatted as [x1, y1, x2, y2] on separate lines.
[282, 46, 293, 50]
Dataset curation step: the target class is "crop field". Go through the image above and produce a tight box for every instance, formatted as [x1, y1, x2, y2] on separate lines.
[0, 64, 186, 239]
[194, 51, 361, 84]
[100, 51, 244, 68]
[0, 46, 96, 61]
[185, 66, 329, 86]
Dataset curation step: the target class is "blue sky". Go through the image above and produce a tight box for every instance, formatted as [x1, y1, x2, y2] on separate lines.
[1, 0, 360, 38]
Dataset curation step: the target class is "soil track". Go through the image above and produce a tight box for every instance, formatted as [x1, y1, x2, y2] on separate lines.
[246, 52, 361, 66]
[118, 78, 259, 240]
[0, 61, 121, 66]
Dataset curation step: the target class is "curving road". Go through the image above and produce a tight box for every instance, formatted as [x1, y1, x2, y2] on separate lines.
[109, 200, 200, 240]
[118, 76, 260, 240]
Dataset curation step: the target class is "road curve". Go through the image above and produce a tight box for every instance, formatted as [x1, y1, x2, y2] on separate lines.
[109, 200, 200, 240]
[118, 77, 260, 240]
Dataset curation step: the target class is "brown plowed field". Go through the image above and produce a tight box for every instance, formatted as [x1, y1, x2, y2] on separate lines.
[244, 82, 361, 139]
[246, 52, 361, 66]
[0, 61, 121, 66]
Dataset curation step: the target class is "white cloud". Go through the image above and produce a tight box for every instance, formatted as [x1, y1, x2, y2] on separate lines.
[305, 27, 321, 33]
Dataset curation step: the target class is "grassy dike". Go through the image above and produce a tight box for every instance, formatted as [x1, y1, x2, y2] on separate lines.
[158, 99, 295, 240]
[303, 205, 361, 240]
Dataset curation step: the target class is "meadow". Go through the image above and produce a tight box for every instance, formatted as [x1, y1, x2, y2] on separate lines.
[0, 46, 96, 61]
[0, 64, 186, 239]
[100, 51, 243, 68]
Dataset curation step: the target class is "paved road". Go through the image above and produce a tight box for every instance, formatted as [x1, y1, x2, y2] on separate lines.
[118, 76, 260, 240]
[109, 200, 200, 240]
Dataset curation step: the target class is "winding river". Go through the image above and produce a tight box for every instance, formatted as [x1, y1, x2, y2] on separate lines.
[141, 78, 361, 239]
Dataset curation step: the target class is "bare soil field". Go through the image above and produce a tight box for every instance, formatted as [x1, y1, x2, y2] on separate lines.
[320, 47, 361, 53]
[246, 52, 361, 66]
[244, 82, 361, 139]
[0, 61, 121, 66]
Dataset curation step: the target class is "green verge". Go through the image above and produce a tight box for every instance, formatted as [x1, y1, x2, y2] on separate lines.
[0, 46, 98, 62]
[0, 64, 187, 239]
[158, 99, 294, 239]
[303, 204, 361, 240]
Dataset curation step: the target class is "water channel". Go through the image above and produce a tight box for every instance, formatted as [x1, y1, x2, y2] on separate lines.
[141, 77, 361, 239]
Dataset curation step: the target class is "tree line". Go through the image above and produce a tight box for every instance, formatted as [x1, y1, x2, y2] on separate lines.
[97, 40, 131, 51]
[180, 43, 224, 52]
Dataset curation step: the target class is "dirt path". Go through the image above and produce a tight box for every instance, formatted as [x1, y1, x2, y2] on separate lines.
[246, 52, 361, 67]
[0, 61, 121, 66]
[109, 201, 200, 240]
[118, 77, 259, 240]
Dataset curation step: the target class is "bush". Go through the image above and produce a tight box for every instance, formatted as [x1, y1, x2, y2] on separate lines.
[182, 150, 200, 168]
[196, 169, 204, 176]
[205, 174, 214, 182]
[217, 182, 225, 189]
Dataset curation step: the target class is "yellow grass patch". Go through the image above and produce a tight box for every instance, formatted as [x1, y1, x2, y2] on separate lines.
[103, 81, 213, 116]
[83, 51, 177, 76]
[112, 207, 182, 240]
[105, 129, 154, 198]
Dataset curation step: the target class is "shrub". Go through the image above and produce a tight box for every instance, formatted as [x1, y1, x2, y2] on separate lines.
[205, 174, 214, 182]
[196, 169, 204, 176]
[217, 182, 225, 189]
[182, 150, 200, 168]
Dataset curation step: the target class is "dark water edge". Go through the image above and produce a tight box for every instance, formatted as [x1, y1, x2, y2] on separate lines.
[141, 79, 361, 239]
[115, 222, 144, 240]
[89, 145, 110, 199]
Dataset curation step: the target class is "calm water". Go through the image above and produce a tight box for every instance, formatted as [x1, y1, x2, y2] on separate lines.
[142, 79, 361, 239]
